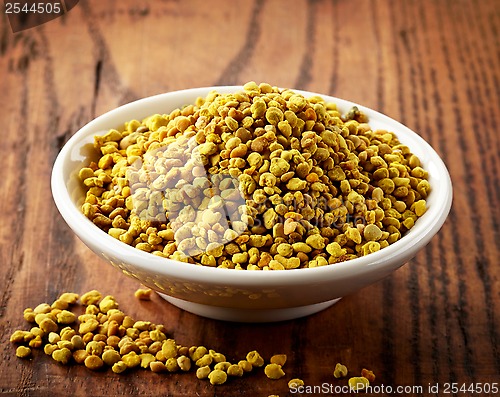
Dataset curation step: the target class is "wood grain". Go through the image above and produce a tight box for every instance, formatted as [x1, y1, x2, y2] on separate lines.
[0, 0, 499, 396]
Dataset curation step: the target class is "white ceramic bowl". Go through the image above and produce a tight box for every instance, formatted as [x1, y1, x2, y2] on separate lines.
[51, 86, 452, 322]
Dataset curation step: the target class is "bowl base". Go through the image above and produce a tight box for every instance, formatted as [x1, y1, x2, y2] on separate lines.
[157, 294, 342, 322]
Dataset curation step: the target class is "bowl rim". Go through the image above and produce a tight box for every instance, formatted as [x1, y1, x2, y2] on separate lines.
[51, 85, 453, 287]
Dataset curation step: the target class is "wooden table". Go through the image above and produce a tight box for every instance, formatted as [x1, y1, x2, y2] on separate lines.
[1, 1, 499, 396]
